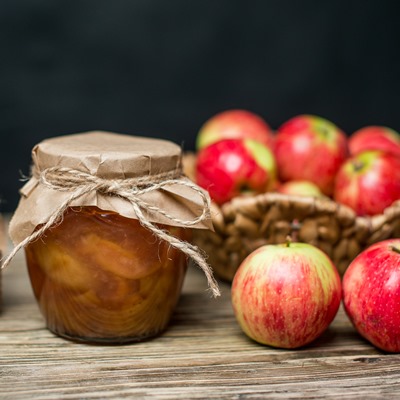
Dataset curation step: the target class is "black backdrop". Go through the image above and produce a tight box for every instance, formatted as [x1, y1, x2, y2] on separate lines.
[1, 1, 399, 212]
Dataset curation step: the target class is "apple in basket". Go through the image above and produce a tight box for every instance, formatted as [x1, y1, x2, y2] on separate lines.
[343, 239, 400, 353]
[195, 138, 277, 205]
[196, 109, 275, 150]
[277, 180, 325, 198]
[274, 114, 348, 196]
[349, 126, 400, 158]
[231, 241, 342, 349]
[333, 150, 400, 216]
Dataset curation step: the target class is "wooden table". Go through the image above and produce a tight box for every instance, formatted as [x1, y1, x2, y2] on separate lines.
[1, 240, 400, 399]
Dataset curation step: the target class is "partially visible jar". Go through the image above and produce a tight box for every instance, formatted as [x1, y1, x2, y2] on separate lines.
[25, 206, 190, 343]
[8, 131, 216, 343]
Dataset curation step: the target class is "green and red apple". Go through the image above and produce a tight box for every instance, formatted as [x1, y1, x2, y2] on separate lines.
[274, 115, 348, 196]
[277, 180, 325, 198]
[343, 239, 400, 353]
[333, 150, 400, 216]
[196, 109, 274, 151]
[231, 241, 342, 349]
[349, 126, 400, 158]
[195, 139, 276, 205]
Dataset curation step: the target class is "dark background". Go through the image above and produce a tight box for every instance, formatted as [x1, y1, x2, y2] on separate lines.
[1, 1, 399, 212]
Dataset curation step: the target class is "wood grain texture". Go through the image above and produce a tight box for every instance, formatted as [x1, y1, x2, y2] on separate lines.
[1, 240, 400, 399]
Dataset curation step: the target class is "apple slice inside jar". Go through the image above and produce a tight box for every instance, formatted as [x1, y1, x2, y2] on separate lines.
[76, 232, 164, 280]
[27, 239, 93, 292]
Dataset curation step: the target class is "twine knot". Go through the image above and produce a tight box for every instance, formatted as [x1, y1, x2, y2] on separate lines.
[3, 166, 220, 297]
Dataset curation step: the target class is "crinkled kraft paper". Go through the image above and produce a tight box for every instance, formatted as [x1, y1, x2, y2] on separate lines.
[9, 131, 213, 244]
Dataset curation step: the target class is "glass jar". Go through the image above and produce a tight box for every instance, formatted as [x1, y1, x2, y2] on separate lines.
[25, 206, 190, 343]
[9, 131, 215, 343]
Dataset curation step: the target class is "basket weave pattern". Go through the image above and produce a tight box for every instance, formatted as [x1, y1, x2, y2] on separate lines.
[184, 154, 400, 281]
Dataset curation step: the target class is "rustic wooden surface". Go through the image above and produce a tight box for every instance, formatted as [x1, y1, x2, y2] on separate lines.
[1, 230, 400, 399]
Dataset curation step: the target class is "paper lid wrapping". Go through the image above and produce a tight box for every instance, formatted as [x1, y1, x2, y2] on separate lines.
[9, 131, 213, 245]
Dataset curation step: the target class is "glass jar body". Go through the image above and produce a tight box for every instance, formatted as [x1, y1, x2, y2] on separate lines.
[25, 206, 189, 343]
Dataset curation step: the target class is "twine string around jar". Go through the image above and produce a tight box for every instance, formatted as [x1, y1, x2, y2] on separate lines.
[2, 166, 221, 297]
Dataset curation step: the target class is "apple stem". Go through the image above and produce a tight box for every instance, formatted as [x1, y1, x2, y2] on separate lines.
[389, 245, 400, 254]
[285, 235, 292, 247]
[352, 159, 364, 172]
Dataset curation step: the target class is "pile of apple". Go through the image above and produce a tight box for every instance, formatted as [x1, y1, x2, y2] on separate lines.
[194, 110, 400, 353]
[195, 109, 400, 216]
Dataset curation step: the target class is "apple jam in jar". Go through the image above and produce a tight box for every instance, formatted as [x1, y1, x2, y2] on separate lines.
[8, 131, 216, 343]
[25, 206, 190, 343]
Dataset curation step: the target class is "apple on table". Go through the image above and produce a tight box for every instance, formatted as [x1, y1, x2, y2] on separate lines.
[349, 125, 400, 158]
[333, 150, 400, 216]
[343, 239, 400, 353]
[196, 109, 275, 151]
[274, 114, 348, 196]
[231, 241, 342, 349]
[195, 138, 277, 205]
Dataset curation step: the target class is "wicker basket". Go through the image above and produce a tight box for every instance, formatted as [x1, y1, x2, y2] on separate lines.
[183, 153, 400, 281]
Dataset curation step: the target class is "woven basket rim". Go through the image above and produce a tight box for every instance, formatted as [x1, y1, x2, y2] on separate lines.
[213, 191, 400, 231]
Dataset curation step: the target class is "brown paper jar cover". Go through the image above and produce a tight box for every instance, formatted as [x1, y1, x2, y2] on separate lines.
[9, 131, 214, 343]
[10, 131, 213, 244]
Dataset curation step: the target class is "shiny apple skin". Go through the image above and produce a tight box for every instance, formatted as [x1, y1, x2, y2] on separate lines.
[349, 126, 400, 158]
[274, 115, 348, 196]
[334, 150, 400, 216]
[196, 109, 274, 151]
[231, 242, 342, 349]
[343, 239, 400, 353]
[195, 138, 276, 205]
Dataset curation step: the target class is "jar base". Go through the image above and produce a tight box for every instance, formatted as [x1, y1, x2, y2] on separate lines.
[48, 327, 166, 345]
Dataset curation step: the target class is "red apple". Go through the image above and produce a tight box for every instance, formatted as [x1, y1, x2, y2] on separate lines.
[343, 239, 400, 353]
[274, 115, 348, 196]
[333, 150, 400, 216]
[195, 139, 276, 205]
[277, 180, 325, 198]
[196, 109, 274, 150]
[231, 241, 342, 349]
[349, 126, 400, 158]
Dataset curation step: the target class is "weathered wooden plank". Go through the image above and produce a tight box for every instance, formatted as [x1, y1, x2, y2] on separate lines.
[1, 241, 400, 399]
